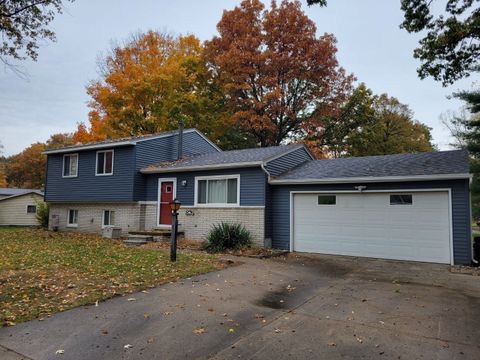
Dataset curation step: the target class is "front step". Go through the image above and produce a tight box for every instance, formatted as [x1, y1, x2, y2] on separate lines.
[123, 234, 154, 246]
[128, 230, 185, 242]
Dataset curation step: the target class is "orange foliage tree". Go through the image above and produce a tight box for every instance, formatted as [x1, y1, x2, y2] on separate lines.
[5, 133, 73, 189]
[74, 31, 226, 144]
[205, 0, 354, 147]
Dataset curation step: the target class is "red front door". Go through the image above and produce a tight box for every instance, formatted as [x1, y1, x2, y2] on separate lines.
[159, 181, 174, 225]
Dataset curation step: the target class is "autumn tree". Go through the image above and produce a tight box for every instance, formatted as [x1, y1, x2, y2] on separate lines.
[5, 133, 73, 188]
[0, 0, 74, 71]
[0, 142, 6, 187]
[76, 31, 226, 145]
[205, 0, 353, 147]
[5, 142, 46, 188]
[307, 83, 376, 158]
[349, 94, 434, 156]
[308, 85, 434, 157]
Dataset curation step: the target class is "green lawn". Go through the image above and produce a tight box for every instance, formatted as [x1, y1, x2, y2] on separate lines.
[0, 228, 222, 326]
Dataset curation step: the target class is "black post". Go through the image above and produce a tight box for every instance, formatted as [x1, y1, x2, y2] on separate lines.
[170, 209, 178, 262]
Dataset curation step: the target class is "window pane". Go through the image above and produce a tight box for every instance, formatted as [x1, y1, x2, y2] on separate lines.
[227, 178, 238, 204]
[97, 152, 105, 174]
[70, 155, 78, 176]
[69, 210, 78, 224]
[103, 211, 109, 226]
[63, 156, 70, 176]
[208, 179, 226, 203]
[27, 205, 36, 214]
[390, 194, 413, 205]
[105, 151, 113, 174]
[198, 180, 207, 204]
[318, 195, 336, 205]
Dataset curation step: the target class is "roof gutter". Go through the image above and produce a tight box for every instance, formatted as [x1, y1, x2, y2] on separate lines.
[140, 161, 264, 174]
[268, 173, 473, 185]
[43, 141, 136, 154]
[42, 128, 207, 155]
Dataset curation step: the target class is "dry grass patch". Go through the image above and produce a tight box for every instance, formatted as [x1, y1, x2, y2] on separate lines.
[0, 228, 222, 326]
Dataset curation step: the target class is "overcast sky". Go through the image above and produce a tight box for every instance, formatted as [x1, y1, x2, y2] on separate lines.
[0, 0, 478, 156]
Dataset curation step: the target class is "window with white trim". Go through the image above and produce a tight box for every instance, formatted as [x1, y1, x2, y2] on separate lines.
[67, 209, 78, 227]
[196, 175, 239, 206]
[63, 154, 78, 177]
[96, 150, 114, 175]
[102, 210, 115, 227]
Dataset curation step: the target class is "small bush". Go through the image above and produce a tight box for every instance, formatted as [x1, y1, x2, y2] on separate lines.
[35, 202, 49, 229]
[203, 222, 253, 253]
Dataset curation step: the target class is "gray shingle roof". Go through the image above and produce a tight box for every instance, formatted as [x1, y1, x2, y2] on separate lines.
[273, 150, 470, 182]
[0, 188, 43, 197]
[141, 144, 304, 173]
[43, 128, 218, 154]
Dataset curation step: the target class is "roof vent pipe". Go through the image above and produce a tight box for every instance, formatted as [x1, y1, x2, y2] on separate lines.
[177, 121, 184, 160]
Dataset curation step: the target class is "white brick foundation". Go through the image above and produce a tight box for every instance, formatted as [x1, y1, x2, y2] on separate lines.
[48, 203, 266, 246]
[48, 203, 142, 235]
[177, 207, 265, 246]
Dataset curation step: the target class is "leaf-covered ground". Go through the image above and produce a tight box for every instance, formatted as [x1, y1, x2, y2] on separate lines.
[0, 227, 222, 326]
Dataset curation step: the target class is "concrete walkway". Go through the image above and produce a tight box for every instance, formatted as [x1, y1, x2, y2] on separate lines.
[1, 254, 480, 359]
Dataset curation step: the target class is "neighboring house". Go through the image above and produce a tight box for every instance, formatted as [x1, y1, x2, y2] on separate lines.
[44, 128, 472, 265]
[0, 188, 44, 226]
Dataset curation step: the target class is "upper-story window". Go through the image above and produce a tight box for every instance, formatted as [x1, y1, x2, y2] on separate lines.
[96, 150, 114, 176]
[63, 154, 78, 178]
[195, 175, 240, 206]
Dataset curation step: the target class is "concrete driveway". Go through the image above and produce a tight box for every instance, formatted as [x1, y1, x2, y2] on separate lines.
[1, 254, 480, 360]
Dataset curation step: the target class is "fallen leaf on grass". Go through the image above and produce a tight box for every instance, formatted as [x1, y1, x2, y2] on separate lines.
[193, 327, 207, 335]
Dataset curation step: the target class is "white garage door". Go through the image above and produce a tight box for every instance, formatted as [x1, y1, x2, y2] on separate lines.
[292, 191, 451, 264]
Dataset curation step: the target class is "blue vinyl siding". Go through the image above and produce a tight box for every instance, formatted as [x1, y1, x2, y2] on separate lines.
[45, 146, 135, 202]
[134, 131, 220, 200]
[144, 167, 266, 206]
[270, 179, 472, 265]
[264, 147, 312, 176]
[45, 130, 219, 203]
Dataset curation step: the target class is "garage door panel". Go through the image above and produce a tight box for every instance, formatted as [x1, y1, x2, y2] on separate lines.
[293, 192, 451, 264]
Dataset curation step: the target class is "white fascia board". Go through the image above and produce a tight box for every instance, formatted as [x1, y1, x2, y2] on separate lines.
[269, 173, 473, 185]
[141, 162, 263, 174]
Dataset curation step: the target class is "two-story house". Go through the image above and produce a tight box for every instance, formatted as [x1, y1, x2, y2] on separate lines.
[44, 128, 473, 265]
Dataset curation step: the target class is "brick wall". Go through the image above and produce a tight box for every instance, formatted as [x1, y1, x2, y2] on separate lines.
[48, 202, 266, 246]
[48, 203, 141, 234]
[176, 207, 265, 246]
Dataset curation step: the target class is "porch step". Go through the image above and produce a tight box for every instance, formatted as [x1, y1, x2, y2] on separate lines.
[129, 230, 184, 237]
[123, 239, 148, 246]
[123, 234, 154, 246]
